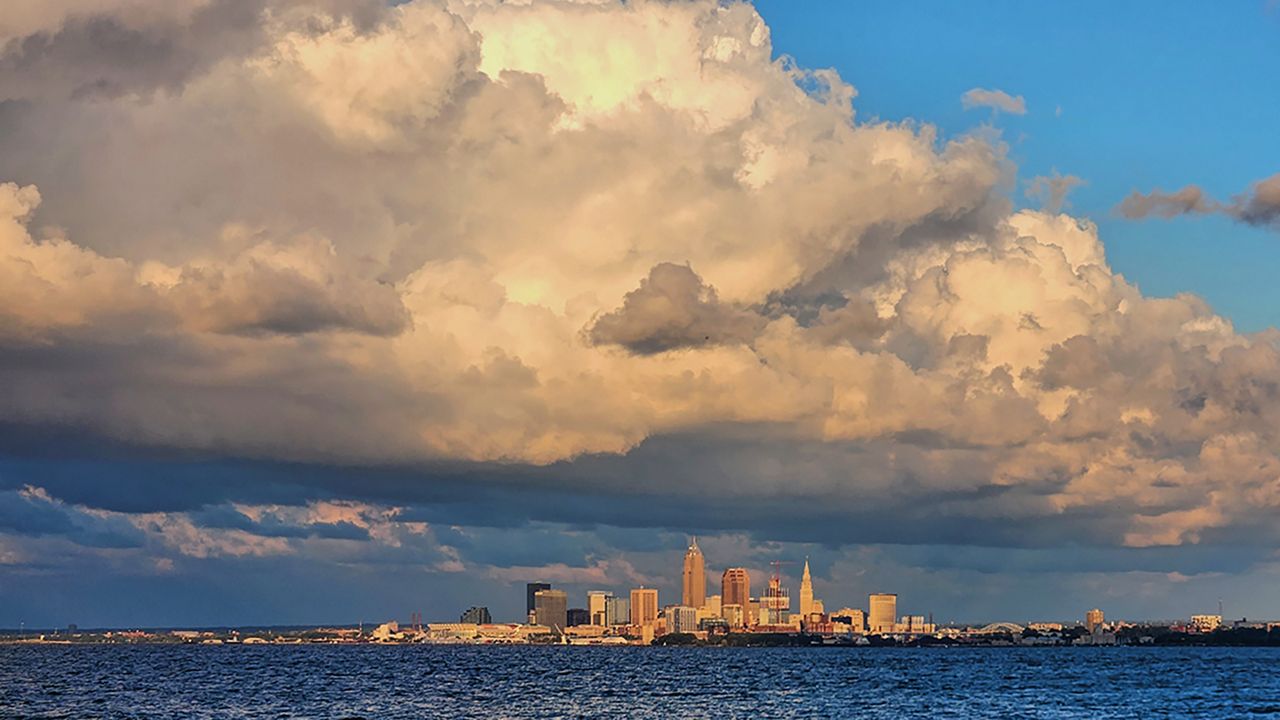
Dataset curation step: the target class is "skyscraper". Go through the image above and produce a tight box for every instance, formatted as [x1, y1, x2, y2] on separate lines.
[722, 567, 750, 616]
[460, 606, 491, 624]
[630, 587, 658, 626]
[682, 537, 706, 608]
[798, 558, 814, 617]
[868, 593, 897, 634]
[605, 596, 631, 626]
[534, 589, 568, 631]
[526, 582, 551, 615]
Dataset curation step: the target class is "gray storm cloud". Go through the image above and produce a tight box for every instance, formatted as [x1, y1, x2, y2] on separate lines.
[1, 0, 1279, 553]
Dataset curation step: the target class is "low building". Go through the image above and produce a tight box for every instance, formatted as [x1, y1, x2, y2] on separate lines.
[1191, 614, 1222, 633]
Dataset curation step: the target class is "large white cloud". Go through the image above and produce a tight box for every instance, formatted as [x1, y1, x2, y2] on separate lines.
[1, 0, 1278, 551]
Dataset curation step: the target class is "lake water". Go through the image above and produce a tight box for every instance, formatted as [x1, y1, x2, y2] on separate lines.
[2, 645, 1278, 718]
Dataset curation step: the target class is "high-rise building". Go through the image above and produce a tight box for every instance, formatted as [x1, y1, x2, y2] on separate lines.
[798, 558, 814, 617]
[868, 593, 897, 634]
[605, 596, 631, 626]
[587, 591, 611, 626]
[761, 573, 790, 626]
[526, 582, 551, 615]
[630, 587, 658, 626]
[460, 606, 491, 624]
[722, 568, 750, 615]
[682, 537, 706, 608]
[665, 606, 699, 634]
[566, 608, 590, 627]
[535, 589, 568, 631]
[1086, 608, 1105, 634]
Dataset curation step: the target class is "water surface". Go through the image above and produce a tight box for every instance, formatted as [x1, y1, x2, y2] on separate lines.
[2, 645, 1278, 718]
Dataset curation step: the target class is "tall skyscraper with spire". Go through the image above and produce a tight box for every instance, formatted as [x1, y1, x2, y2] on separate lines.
[682, 537, 706, 608]
[798, 558, 814, 616]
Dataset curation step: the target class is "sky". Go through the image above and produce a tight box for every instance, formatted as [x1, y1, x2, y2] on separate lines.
[1, 0, 1279, 629]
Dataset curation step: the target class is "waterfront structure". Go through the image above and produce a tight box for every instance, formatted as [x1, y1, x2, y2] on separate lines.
[1086, 608, 1105, 634]
[722, 568, 750, 617]
[631, 587, 659, 626]
[869, 594, 897, 634]
[460, 606, 491, 624]
[682, 538, 706, 608]
[665, 605, 699, 634]
[798, 559, 814, 617]
[535, 589, 568, 631]
[605, 595, 631, 626]
[527, 583, 551, 615]
[587, 591, 611, 626]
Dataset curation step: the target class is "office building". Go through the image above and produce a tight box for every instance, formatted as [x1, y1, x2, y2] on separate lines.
[665, 605, 699, 634]
[526, 582, 551, 615]
[631, 587, 659, 626]
[1191, 614, 1222, 632]
[605, 596, 631, 626]
[722, 603, 744, 629]
[722, 568, 750, 615]
[682, 538, 706, 608]
[832, 608, 865, 632]
[869, 593, 897, 634]
[587, 591, 611, 626]
[460, 606, 491, 624]
[1086, 608, 1105, 634]
[535, 589, 568, 631]
[798, 559, 814, 617]
[567, 608, 590, 627]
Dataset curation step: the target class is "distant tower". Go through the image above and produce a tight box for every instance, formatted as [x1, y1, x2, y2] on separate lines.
[722, 568, 750, 607]
[534, 590, 568, 633]
[798, 558, 814, 617]
[1086, 608, 1105, 634]
[682, 537, 706, 609]
[631, 587, 659, 626]
[526, 582, 551, 615]
[868, 593, 897, 634]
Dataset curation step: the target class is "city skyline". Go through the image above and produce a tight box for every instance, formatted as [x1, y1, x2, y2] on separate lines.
[3, 0, 1280, 630]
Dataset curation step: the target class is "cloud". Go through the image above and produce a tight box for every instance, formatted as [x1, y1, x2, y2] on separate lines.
[1116, 173, 1280, 229]
[587, 262, 765, 354]
[1116, 184, 1215, 219]
[1025, 171, 1085, 213]
[961, 87, 1027, 115]
[0, 0, 1279, 570]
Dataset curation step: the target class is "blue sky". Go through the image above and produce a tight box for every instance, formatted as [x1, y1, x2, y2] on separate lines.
[2, 0, 1280, 630]
[758, 0, 1280, 330]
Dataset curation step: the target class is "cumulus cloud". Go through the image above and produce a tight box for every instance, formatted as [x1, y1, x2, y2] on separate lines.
[1116, 173, 1280, 229]
[961, 87, 1027, 115]
[587, 263, 765, 354]
[0, 0, 1278, 564]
